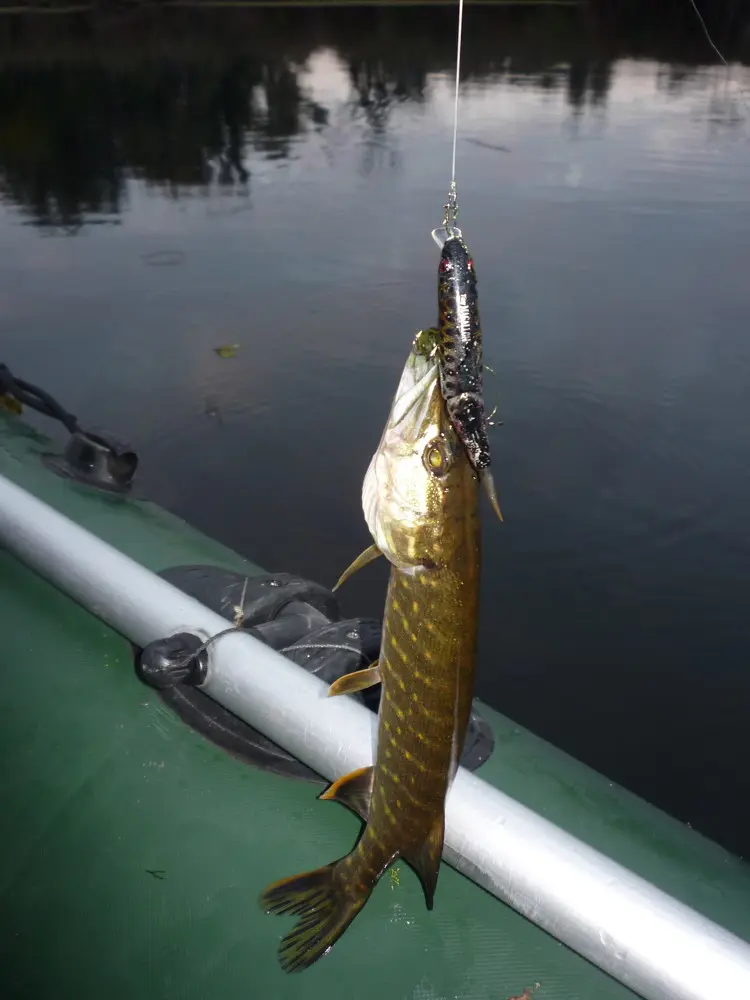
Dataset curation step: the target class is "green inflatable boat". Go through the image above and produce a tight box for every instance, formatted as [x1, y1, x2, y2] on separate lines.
[0, 379, 749, 1000]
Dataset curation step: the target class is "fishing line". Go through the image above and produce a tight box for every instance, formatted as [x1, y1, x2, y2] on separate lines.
[687, 0, 750, 117]
[687, 0, 728, 66]
[435, 0, 467, 236]
[174, 634, 368, 672]
[448, 0, 466, 217]
[277, 642, 367, 658]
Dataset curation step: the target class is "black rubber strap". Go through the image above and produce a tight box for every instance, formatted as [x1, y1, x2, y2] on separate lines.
[137, 567, 496, 780]
[0, 363, 80, 434]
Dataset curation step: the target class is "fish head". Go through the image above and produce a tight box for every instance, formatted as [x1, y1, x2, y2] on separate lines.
[362, 342, 477, 573]
[438, 235, 477, 301]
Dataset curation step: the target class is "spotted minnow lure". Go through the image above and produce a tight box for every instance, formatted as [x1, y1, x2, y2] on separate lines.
[259, 336, 481, 972]
[419, 231, 503, 521]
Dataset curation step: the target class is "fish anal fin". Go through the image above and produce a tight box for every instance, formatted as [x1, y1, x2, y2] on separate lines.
[259, 857, 371, 973]
[319, 765, 374, 822]
[403, 814, 446, 909]
[327, 664, 381, 698]
[332, 544, 382, 592]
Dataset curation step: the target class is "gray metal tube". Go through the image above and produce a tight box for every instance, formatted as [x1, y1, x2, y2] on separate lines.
[0, 472, 748, 1000]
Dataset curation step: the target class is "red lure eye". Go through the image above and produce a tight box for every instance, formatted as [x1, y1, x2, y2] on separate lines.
[468, 258, 474, 270]
[439, 258, 452, 274]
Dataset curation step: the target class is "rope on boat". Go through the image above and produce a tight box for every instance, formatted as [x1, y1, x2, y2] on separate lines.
[0, 362, 80, 434]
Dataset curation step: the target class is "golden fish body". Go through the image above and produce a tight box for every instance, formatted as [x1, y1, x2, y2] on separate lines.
[259, 340, 481, 973]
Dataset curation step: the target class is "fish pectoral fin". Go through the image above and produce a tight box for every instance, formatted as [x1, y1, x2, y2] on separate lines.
[332, 544, 382, 592]
[319, 765, 374, 821]
[480, 468, 504, 522]
[402, 814, 445, 910]
[327, 664, 381, 698]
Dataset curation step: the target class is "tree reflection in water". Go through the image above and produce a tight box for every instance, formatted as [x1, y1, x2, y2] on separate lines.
[0, 2, 745, 230]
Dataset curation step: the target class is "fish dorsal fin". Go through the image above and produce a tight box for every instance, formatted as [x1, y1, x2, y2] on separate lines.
[319, 766, 374, 822]
[327, 663, 381, 698]
[402, 815, 445, 909]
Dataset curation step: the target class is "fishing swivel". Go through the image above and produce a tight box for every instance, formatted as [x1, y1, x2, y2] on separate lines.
[432, 183, 462, 250]
[443, 181, 459, 231]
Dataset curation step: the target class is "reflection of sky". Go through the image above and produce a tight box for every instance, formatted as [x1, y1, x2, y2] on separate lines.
[2, 53, 750, 853]
[2, 54, 748, 415]
[1, 53, 748, 467]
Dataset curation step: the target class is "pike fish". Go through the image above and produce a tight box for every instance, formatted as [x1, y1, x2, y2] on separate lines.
[421, 231, 503, 521]
[258, 335, 481, 973]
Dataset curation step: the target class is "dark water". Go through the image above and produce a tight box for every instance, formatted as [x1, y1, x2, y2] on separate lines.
[1, 4, 749, 859]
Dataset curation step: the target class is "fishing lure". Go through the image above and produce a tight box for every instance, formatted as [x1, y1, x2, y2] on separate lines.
[419, 216, 503, 521]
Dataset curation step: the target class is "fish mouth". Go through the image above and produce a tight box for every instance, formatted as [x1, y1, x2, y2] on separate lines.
[389, 350, 440, 431]
[362, 343, 446, 569]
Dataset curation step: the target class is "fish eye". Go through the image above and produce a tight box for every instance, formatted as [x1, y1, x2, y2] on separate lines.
[439, 258, 453, 274]
[422, 438, 452, 477]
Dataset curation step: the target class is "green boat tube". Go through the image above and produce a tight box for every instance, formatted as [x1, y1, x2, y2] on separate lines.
[0, 408, 749, 1000]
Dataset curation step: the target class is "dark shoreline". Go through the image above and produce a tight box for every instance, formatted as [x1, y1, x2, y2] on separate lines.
[0, 2, 748, 66]
[0, 0, 746, 227]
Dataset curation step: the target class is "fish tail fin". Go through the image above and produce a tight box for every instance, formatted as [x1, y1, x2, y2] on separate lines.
[259, 857, 371, 973]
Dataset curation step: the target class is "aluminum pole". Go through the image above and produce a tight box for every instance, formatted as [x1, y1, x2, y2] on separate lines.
[0, 472, 748, 1000]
